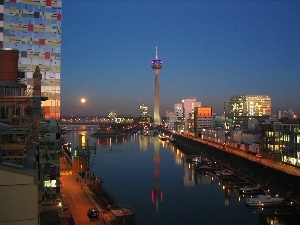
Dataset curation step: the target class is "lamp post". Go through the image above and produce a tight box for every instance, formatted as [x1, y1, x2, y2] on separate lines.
[80, 164, 83, 189]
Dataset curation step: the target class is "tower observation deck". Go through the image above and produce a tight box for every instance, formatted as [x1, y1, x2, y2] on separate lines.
[151, 47, 162, 125]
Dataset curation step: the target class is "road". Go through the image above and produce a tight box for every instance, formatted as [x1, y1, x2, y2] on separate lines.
[60, 155, 105, 225]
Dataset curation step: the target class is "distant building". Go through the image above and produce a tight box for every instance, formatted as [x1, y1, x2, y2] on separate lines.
[164, 111, 177, 130]
[212, 115, 233, 128]
[108, 110, 117, 119]
[174, 103, 183, 119]
[228, 95, 271, 117]
[139, 103, 148, 122]
[182, 98, 201, 132]
[194, 106, 213, 135]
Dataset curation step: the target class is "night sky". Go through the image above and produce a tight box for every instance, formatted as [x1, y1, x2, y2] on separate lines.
[61, 0, 300, 117]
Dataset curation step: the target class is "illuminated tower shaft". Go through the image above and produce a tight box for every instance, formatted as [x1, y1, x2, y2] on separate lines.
[151, 47, 162, 125]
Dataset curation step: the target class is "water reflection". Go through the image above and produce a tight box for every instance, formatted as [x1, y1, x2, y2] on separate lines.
[62, 129, 295, 225]
[152, 138, 162, 214]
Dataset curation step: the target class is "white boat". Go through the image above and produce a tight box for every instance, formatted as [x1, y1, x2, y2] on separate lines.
[191, 156, 201, 163]
[186, 155, 201, 163]
[246, 194, 285, 207]
[159, 133, 167, 140]
[239, 186, 263, 194]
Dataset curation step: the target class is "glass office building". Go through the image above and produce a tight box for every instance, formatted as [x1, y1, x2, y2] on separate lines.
[228, 95, 271, 117]
[0, 0, 61, 120]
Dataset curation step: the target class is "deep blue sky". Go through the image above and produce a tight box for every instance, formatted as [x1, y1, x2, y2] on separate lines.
[61, 0, 300, 117]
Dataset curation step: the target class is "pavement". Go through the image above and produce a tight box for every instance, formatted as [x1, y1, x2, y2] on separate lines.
[60, 155, 105, 225]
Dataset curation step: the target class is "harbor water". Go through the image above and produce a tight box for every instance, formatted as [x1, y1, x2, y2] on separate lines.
[62, 125, 293, 225]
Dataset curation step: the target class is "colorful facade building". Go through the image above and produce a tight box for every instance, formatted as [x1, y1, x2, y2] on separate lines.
[1, 0, 62, 120]
[0, 0, 62, 212]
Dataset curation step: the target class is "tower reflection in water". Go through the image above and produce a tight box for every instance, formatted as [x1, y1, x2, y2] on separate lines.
[152, 138, 163, 214]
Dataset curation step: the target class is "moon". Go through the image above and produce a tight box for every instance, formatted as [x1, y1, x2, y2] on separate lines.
[81, 98, 86, 103]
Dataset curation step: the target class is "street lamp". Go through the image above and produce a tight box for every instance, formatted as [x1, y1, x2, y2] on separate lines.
[80, 164, 83, 189]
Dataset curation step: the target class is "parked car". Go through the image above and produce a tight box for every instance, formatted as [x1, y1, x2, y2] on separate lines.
[87, 208, 99, 220]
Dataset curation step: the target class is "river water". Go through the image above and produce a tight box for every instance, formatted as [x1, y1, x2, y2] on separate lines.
[62, 125, 291, 225]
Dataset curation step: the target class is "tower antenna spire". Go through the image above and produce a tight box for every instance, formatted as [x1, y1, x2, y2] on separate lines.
[156, 46, 158, 60]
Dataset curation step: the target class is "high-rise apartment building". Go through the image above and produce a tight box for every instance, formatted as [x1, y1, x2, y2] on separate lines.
[1, 0, 62, 120]
[228, 95, 271, 117]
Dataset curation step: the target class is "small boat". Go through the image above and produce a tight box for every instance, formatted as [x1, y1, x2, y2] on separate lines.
[239, 186, 264, 195]
[103, 204, 137, 224]
[246, 194, 285, 207]
[215, 169, 233, 177]
[159, 133, 167, 141]
[186, 155, 201, 163]
[61, 126, 71, 132]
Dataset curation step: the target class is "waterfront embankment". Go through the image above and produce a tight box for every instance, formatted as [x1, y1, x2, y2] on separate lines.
[164, 130, 300, 203]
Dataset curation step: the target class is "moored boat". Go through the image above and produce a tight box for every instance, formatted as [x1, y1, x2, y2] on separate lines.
[215, 169, 233, 177]
[61, 126, 71, 132]
[246, 194, 285, 207]
[102, 204, 137, 224]
[159, 133, 168, 141]
[239, 186, 264, 195]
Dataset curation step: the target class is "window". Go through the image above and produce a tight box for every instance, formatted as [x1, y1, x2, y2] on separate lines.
[25, 106, 32, 116]
[1, 106, 8, 119]
[13, 106, 21, 116]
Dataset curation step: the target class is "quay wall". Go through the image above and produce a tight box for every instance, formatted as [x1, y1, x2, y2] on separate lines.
[168, 132, 300, 202]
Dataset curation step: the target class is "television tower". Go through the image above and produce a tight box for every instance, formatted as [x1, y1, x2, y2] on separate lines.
[151, 46, 162, 125]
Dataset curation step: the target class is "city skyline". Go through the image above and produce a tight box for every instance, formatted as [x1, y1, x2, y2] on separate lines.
[61, 0, 300, 117]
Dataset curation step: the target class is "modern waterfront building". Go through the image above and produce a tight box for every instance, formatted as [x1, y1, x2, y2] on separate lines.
[260, 122, 300, 166]
[194, 106, 213, 135]
[1, 0, 62, 120]
[0, 2, 63, 219]
[182, 98, 201, 133]
[228, 95, 271, 117]
[0, 2, 62, 200]
[151, 47, 162, 125]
